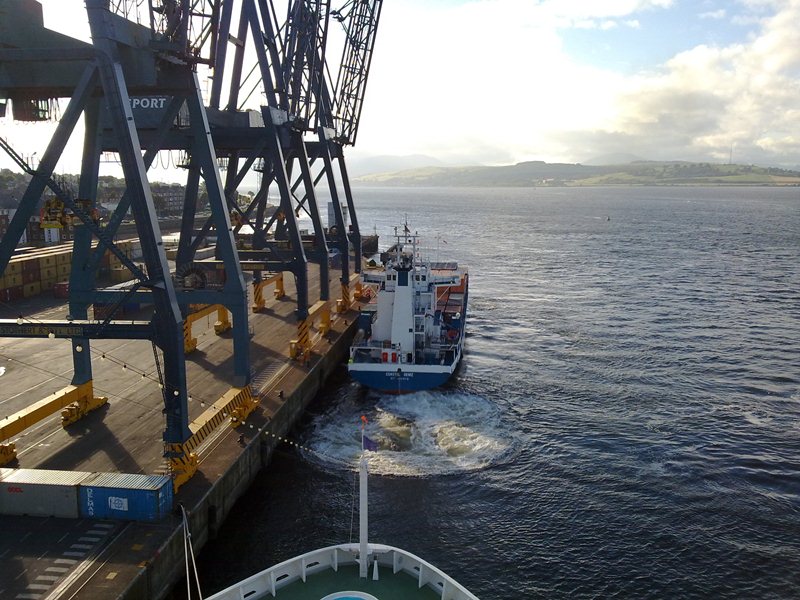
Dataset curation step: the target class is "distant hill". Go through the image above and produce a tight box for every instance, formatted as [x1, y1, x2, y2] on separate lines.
[354, 160, 800, 187]
[582, 153, 645, 166]
[346, 154, 447, 178]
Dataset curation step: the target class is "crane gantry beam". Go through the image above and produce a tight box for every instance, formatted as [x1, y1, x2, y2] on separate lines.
[0, 0, 249, 481]
[0, 0, 384, 486]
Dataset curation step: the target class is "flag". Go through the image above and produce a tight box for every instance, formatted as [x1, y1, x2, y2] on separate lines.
[363, 435, 379, 452]
[360, 415, 368, 425]
[404, 224, 410, 234]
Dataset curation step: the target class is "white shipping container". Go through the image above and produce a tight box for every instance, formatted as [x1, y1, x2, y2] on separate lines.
[0, 469, 92, 518]
[130, 240, 143, 259]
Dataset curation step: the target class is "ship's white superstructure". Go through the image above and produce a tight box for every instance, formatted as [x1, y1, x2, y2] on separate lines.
[349, 224, 468, 393]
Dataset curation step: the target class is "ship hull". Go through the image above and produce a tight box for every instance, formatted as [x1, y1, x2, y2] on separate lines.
[348, 363, 458, 393]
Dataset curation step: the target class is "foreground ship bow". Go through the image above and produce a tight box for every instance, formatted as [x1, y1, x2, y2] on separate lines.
[348, 226, 469, 393]
[205, 441, 479, 600]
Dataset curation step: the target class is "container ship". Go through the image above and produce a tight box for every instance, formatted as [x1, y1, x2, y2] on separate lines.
[348, 224, 468, 393]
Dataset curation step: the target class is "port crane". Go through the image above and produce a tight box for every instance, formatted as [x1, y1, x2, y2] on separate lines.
[0, 0, 382, 488]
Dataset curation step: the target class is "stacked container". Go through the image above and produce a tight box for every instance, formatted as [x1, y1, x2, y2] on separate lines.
[0, 468, 91, 518]
[78, 473, 173, 521]
[1, 260, 24, 301]
[0, 238, 142, 300]
[39, 252, 59, 291]
[0, 469, 173, 521]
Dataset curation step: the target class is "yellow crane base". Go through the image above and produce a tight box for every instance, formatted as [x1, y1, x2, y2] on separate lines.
[0, 442, 17, 466]
[167, 386, 258, 492]
[184, 304, 231, 353]
[61, 392, 109, 427]
[168, 450, 199, 494]
[252, 273, 286, 312]
[1, 381, 107, 464]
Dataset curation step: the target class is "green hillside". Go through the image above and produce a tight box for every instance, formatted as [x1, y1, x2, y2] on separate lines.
[355, 161, 800, 187]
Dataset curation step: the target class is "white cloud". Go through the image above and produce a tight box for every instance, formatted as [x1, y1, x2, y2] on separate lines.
[357, 0, 800, 166]
[358, 0, 657, 163]
[3, 0, 798, 174]
[590, 1, 800, 164]
[699, 9, 726, 19]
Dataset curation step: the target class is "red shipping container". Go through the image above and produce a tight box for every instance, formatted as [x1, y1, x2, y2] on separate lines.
[2, 286, 24, 302]
[53, 281, 70, 299]
[20, 259, 39, 274]
[93, 304, 114, 320]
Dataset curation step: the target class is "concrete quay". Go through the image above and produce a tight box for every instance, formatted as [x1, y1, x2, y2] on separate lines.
[0, 266, 360, 599]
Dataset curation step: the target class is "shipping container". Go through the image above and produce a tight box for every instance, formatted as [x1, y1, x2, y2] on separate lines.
[23, 282, 41, 298]
[93, 303, 114, 320]
[7, 273, 23, 287]
[1, 286, 24, 302]
[110, 266, 133, 283]
[40, 278, 57, 291]
[5, 273, 23, 287]
[130, 240, 142, 258]
[20, 257, 39, 273]
[194, 246, 216, 260]
[41, 266, 58, 280]
[39, 255, 57, 268]
[78, 473, 173, 521]
[53, 281, 70, 299]
[0, 469, 91, 518]
[15, 261, 37, 278]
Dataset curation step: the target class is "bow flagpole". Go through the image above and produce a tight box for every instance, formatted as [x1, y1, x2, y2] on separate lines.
[358, 415, 380, 578]
[359, 415, 370, 578]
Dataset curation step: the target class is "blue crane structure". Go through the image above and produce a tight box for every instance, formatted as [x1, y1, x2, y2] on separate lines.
[0, 0, 382, 487]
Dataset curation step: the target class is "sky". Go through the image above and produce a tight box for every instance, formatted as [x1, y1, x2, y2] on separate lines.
[1, 0, 799, 178]
[352, 0, 800, 167]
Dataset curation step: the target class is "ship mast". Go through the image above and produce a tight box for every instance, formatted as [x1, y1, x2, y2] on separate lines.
[359, 449, 370, 578]
[359, 423, 371, 579]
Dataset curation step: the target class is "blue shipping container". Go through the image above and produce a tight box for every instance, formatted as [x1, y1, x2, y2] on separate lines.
[78, 473, 173, 521]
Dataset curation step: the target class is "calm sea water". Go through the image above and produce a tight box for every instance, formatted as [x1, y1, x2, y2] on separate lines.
[193, 186, 800, 599]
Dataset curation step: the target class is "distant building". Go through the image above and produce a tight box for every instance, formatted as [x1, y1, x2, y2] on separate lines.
[152, 184, 185, 215]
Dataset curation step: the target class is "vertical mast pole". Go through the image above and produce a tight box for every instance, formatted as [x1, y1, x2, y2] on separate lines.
[359, 428, 369, 578]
